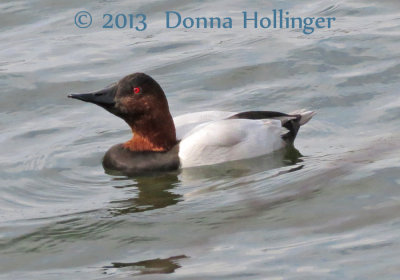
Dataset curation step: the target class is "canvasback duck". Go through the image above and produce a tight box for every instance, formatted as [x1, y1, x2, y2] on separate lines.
[68, 73, 315, 174]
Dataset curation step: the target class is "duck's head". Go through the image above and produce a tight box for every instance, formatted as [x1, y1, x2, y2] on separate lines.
[69, 73, 177, 152]
[69, 73, 169, 123]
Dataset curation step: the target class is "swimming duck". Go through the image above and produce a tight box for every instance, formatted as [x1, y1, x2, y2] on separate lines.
[68, 73, 315, 174]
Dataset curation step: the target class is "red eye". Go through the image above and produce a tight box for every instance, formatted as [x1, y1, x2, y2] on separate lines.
[133, 87, 141, 94]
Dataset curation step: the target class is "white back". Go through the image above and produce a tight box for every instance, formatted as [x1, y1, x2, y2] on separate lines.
[174, 111, 235, 140]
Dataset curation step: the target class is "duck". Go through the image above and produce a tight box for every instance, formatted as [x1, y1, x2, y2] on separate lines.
[68, 73, 315, 175]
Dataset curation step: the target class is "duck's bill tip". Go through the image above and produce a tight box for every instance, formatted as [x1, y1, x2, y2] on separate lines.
[68, 93, 83, 99]
[68, 92, 92, 102]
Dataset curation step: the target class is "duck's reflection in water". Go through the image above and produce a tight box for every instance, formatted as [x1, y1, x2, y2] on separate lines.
[103, 255, 188, 276]
[108, 172, 181, 216]
[106, 146, 303, 216]
[102, 146, 303, 276]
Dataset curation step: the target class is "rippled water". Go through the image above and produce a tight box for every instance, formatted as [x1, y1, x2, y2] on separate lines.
[1, 0, 400, 279]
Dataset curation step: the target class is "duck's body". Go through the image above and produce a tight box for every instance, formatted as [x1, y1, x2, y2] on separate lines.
[175, 110, 314, 168]
[103, 109, 314, 174]
[69, 73, 315, 175]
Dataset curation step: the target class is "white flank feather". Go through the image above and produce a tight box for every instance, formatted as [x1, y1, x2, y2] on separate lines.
[178, 118, 286, 168]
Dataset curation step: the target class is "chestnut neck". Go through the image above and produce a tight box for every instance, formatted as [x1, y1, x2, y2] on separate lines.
[123, 112, 177, 152]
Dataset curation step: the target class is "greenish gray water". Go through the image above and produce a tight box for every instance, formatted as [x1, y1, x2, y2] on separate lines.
[1, 0, 400, 279]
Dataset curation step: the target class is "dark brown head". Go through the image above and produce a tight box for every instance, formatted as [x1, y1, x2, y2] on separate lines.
[69, 73, 177, 152]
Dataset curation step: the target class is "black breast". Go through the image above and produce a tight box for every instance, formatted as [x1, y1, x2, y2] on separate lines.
[102, 144, 180, 175]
